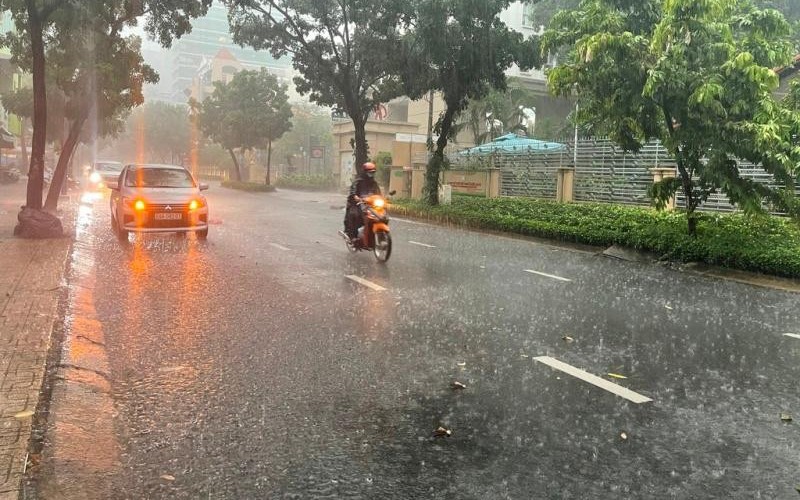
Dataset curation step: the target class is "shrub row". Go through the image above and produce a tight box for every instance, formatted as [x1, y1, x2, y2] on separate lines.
[274, 174, 338, 191]
[220, 180, 276, 192]
[391, 196, 800, 278]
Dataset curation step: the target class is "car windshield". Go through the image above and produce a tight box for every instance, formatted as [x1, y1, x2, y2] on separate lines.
[125, 168, 195, 188]
[95, 163, 122, 172]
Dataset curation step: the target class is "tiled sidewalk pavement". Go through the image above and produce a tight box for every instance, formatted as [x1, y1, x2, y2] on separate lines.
[0, 182, 73, 500]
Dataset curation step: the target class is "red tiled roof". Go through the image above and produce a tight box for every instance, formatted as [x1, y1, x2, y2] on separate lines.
[215, 48, 237, 61]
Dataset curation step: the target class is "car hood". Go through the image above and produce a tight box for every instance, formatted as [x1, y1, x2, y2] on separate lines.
[124, 187, 202, 204]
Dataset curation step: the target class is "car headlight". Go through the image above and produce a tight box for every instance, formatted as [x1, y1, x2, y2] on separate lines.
[189, 199, 205, 211]
[89, 172, 102, 183]
[131, 199, 146, 211]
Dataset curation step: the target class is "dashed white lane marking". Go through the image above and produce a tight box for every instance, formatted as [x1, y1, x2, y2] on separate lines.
[525, 269, 572, 282]
[409, 241, 436, 248]
[269, 243, 290, 251]
[533, 356, 653, 404]
[392, 217, 427, 225]
[345, 275, 387, 291]
[783, 333, 800, 340]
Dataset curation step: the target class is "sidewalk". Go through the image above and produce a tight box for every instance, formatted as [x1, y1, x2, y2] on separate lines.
[0, 181, 73, 500]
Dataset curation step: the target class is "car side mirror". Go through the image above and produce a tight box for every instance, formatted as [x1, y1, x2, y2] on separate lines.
[107, 180, 118, 190]
[199, 182, 209, 191]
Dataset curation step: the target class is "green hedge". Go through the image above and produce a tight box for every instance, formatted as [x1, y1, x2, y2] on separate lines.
[221, 180, 277, 192]
[275, 174, 338, 191]
[391, 196, 800, 278]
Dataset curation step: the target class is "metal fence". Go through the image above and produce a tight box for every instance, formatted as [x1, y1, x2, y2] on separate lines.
[452, 137, 799, 214]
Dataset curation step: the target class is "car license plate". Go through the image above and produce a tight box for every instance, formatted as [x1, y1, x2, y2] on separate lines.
[154, 212, 182, 220]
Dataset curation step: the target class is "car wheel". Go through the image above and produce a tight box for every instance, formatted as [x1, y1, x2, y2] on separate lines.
[196, 228, 208, 240]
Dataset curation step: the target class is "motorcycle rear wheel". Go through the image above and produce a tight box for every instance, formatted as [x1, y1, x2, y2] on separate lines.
[373, 231, 392, 262]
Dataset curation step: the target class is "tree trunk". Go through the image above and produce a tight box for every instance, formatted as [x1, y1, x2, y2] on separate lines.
[352, 114, 369, 176]
[26, 7, 47, 210]
[424, 104, 457, 205]
[265, 140, 272, 186]
[228, 148, 242, 182]
[44, 113, 87, 211]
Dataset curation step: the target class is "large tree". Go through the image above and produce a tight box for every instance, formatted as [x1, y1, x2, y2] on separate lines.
[0, 0, 211, 234]
[227, 0, 408, 175]
[196, 69, 293, 183]
[543, 0, 800, 234]
[41, 8, 157, 211]
[401, 0, 539, 204]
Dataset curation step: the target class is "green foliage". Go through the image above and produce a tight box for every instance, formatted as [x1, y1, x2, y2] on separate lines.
[392, 195, 800, 277]
[374, 151, 392, 188]
[400, 0, 536, 204]
[195, 69, 292, 181]
[543, 0, 800, 234]
[274, 174, 338, 191]
[0, 0, 212, 211]
[197, 69, 292, 152]
[221, 180, 277, 192]
[228, 0, 409, 171]
[0, 87, 33, 118]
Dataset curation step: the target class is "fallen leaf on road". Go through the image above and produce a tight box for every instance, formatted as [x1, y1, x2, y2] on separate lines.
[160, 474, 175, 481]
[620, 432, 628, 441]
[664, 305, 673, 310]
[433, 426, 452, 438]
[14, 410, 34, 419]
[562, 336, 574, 343]
[456, 362, 466, 367]
[451, 381, 466, 390]
[608, 373, 627, 379]
[780, 412, 792, 422]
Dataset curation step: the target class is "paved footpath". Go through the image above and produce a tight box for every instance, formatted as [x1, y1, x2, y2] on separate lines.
[0, 182, 72, 500]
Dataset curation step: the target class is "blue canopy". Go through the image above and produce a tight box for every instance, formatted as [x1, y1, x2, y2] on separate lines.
[457, 133, 566, 156]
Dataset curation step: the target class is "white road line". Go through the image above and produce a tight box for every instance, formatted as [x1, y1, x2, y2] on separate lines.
[269, 242, 290, 251]
[345, 275, 387, 291]
[392, 217, 427, 225]
[533, 356, 653, 404]
[525, 269, 572, 282]
[783, 333, 800, 340]
[409, 241, 436, 248]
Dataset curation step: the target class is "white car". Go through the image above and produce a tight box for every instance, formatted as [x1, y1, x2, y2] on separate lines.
[109, 164, 209, 239]
[88, 160, 124, 190]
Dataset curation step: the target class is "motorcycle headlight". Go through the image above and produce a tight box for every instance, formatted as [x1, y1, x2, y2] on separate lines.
[373, 198, 385, 208]
[89, 172, 102, 183]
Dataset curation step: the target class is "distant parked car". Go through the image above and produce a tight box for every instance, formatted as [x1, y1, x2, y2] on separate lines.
[88, 160, 124, 190]
[109, 163, 209, 240]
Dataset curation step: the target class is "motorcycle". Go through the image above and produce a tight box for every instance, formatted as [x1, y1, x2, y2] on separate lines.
[339, 193, 393, 262]
[0, 168, 20, 184]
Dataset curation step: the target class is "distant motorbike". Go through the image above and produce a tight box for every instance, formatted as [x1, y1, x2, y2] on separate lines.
[339, 193, 392, 262]
[0, 168, 20, 184]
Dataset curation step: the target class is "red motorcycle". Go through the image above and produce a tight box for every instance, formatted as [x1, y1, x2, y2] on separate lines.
[339, 194, 392, 262]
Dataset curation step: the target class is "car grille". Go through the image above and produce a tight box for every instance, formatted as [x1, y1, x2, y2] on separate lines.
[147, 204, 190, 212]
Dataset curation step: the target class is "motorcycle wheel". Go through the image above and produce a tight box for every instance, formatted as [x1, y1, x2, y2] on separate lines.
[373, 231, 392, 262]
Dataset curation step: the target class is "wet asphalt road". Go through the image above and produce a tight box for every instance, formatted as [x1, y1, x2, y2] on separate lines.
[52, 187, 799, 499]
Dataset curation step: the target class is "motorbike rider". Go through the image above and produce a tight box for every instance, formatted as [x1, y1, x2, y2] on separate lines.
[344, 161, 382, 242]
